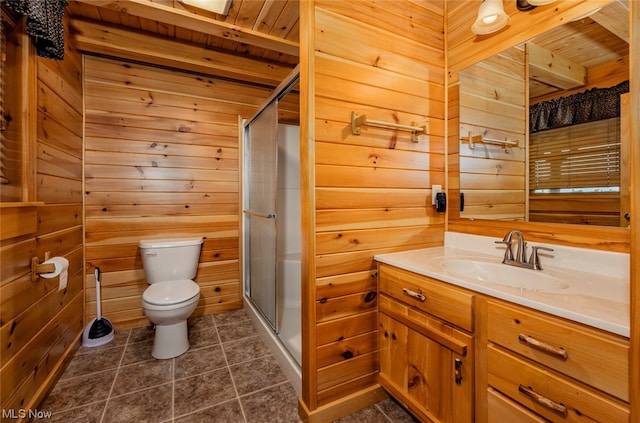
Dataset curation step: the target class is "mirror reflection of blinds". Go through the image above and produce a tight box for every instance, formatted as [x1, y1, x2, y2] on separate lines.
[529, 118, 620, 191]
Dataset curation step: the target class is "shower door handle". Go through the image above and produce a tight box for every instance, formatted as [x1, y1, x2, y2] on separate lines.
[243, 210, 277, 219]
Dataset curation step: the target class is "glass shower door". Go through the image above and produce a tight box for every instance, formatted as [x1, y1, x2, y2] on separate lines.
[244, 102, 278, 329]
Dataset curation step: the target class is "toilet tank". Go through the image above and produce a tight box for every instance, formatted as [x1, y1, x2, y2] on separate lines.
[139, 237, 203, 284]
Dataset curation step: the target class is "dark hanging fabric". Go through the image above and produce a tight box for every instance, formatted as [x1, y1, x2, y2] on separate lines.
[530, 80, 629, 133]
[3, 0, 68, 60]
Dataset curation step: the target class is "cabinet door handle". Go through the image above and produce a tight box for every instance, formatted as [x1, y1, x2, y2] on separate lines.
[518, 334, 568, 360]
[454, 358, 463, 385]
[402, 288, 426, 302]
[518, 385, 568, 417]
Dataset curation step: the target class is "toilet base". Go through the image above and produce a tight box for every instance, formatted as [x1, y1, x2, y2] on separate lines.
[152, 320, 189, 359]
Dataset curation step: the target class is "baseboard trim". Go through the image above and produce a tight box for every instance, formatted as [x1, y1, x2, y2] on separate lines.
[298, 384, 388, 423]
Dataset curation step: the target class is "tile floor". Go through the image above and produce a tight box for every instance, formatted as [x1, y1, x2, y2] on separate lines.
[40, 308, 418, 423]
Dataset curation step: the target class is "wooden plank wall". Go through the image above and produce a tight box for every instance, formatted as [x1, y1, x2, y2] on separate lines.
[628, 4, 639, 421]
[83, 55, 270, 329]
[0, 16, 85, 415]
[303, 0, 446, 413]
[458, 46, 527, 221]
[446, 0, 630, 252]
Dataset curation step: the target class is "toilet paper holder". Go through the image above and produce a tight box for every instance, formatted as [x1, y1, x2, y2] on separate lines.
[31, 251, 55, 281]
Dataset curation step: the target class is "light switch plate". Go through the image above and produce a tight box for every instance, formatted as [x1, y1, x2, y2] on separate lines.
[432, 185, 442, 205]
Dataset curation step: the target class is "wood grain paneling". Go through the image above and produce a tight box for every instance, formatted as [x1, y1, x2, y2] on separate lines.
[629, 3, 639, 420]
[459, 46, 527, 221]
[67, 0, 300, 67]
[0, 15, 84, 416]
[83, 54, 268, 328]
[70, 18, 294, 87]
[301, 0, 447, 415]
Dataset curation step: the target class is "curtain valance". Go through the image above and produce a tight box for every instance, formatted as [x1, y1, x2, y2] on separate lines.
[530, 80, 629, 133]
[3, 0, 67, 60]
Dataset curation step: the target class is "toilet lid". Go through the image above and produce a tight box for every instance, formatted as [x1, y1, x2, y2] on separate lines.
[143, 279, 200, 306]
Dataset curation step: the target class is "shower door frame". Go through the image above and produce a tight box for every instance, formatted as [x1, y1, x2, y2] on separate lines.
[242, 66, 300, 333]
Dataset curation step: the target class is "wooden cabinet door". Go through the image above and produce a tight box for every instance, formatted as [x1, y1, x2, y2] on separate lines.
[379, 296, 473, 423]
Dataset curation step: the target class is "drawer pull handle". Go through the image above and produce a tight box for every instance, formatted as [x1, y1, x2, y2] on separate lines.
[518, 334, 568, 360]
[518, 385, 568, 417]
[402, 288, 426, 302]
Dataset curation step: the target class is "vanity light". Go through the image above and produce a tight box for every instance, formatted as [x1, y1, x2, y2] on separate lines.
[178, 0, 232, 15]
[471, 0, 510, 35]
[527, 0, 557, 5]
[516, 0, 556, 11]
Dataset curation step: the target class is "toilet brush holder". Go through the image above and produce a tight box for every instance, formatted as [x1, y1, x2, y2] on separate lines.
[82, 267, 115, 347]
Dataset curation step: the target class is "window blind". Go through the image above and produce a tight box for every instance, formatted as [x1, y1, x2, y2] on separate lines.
[1, 9, 25, 201]
[529, 118, 620, 191]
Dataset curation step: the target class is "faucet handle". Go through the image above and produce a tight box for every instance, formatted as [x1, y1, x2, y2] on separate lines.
[529, 246, 554, 270]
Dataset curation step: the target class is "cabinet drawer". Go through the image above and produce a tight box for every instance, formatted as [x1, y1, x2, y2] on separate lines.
[379, 264, 474, 331]
[487, 300, 629, 401]
[488, 346, 629, 423]
[487, 388, 546, 423]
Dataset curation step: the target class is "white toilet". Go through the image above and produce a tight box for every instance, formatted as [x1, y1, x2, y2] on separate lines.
[139, 237, 203, 359]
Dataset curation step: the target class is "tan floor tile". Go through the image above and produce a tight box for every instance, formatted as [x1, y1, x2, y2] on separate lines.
[222, 335, 270, 366]
[103, 383, 172, 423]
[174, 399, 244, 422]
[174, 344, 226, 380]
[229, 355, 287, 396]
[60, 346, 124, 380]
[111, 359, 173, 397]
[40, 310, 404, 423]
[41, 370, 116, 413]
[174, 368, 237, 417]
[241, 382, 300, 423]
[217, 319, 258, 343]
[47, 401, 106, 423]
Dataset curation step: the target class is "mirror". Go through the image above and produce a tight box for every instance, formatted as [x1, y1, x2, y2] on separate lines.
[458, 1, 629, 227]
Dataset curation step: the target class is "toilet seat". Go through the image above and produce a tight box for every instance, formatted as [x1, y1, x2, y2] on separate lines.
[143, 279, 200, 306]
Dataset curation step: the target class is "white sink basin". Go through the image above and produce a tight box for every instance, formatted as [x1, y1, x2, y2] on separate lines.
[441, 260, 570, 292]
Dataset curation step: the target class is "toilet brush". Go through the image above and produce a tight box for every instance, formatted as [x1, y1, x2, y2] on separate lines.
[82, 267, 115, 347]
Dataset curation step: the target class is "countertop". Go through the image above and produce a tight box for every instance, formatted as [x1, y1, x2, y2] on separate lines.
[375, 244, 630, 337]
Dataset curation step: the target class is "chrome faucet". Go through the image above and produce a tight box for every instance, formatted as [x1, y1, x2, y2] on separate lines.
[495, 230, 554, 270]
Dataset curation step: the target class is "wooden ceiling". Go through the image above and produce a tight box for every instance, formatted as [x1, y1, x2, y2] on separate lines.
[66, 0, 628, 97]
[67, 0, 300, 86]
[527, 0, 629, 101]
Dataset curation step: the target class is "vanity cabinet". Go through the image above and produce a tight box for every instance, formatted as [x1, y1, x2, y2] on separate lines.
[377, 264, 475, 423]
[485, 299, 630, 422]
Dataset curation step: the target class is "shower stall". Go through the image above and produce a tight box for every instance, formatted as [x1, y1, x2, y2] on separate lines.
[242, 69, 301, 393]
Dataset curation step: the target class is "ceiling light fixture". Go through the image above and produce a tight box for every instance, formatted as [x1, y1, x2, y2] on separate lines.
[178, 0, 232, 16]
[472, 0, 510, 35]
